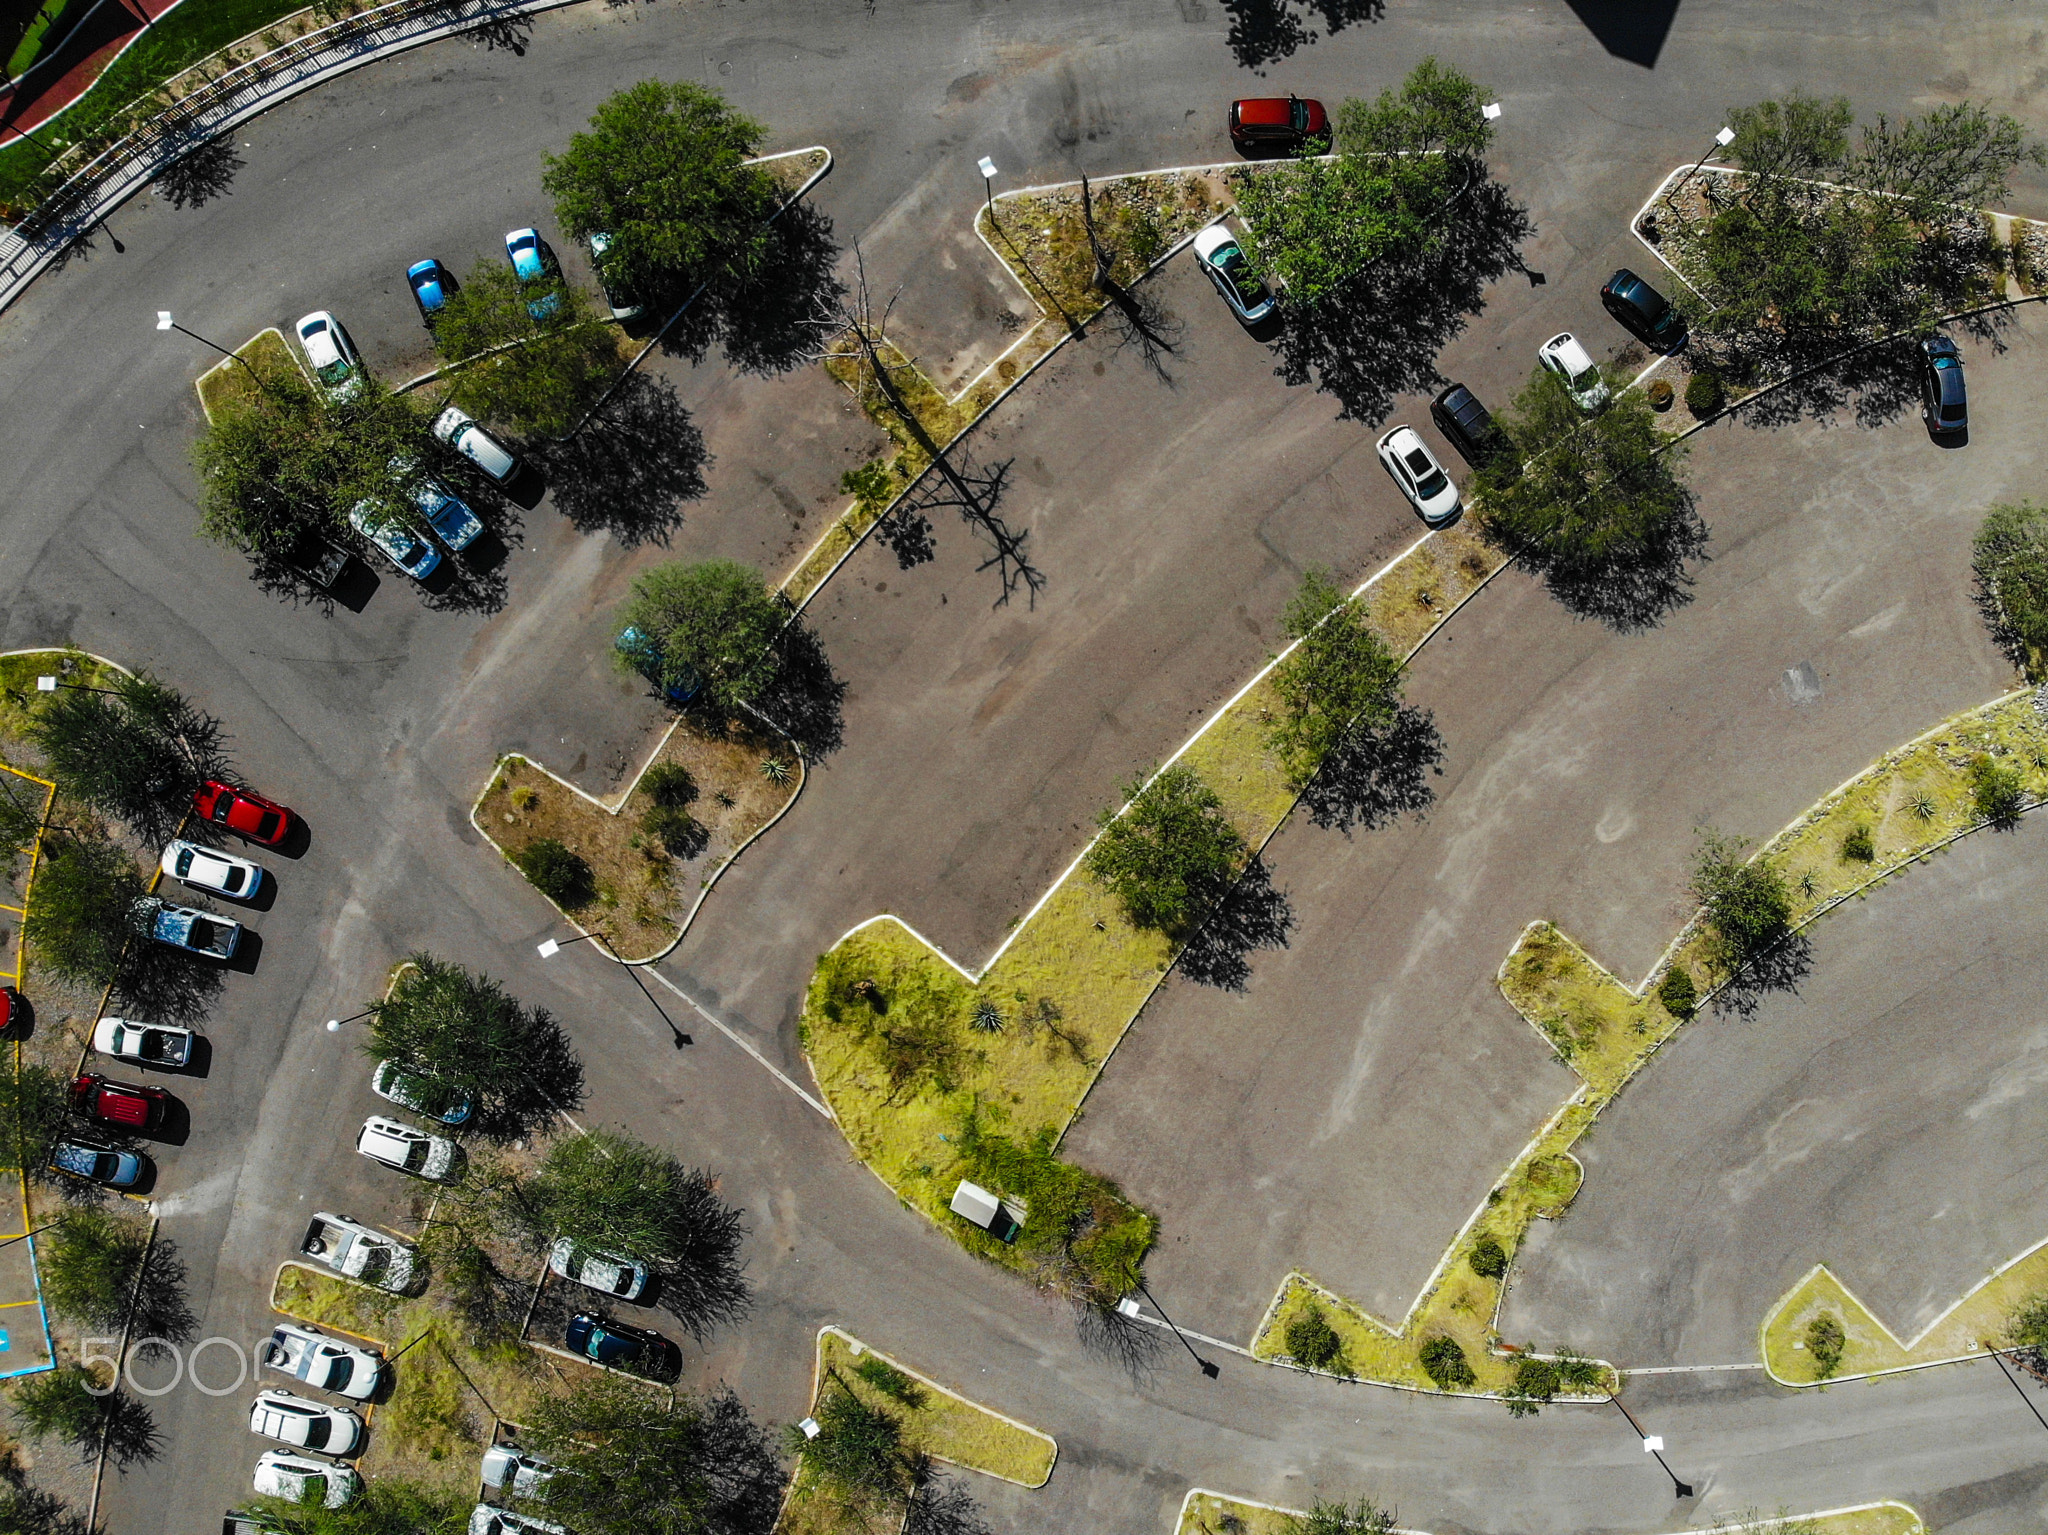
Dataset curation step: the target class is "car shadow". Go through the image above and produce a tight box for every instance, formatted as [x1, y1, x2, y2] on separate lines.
[326, 559, 378, 614]
[176, 1034, 212, 1080]
[1242, 309, 1285, 344]
[225, 930, 263, 975]
[0, 993, 33, 1043]
[1929, 423, 1969, 449]
[123, 1157, 160, 1197]
[504, 464, 547, 511]
[274, 818, 312, 861]
[238, 875, 278, 913]
[457, 528, 510, 575]
[139, 1096, 191, 1147]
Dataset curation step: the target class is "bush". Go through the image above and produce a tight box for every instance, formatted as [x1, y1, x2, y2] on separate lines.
[641, 803, 705, 858]
[1656, 965, 1698, 1020]
[615, 558, 786, 711]
[20, 832, 147, 988]
[1504, 1355, 1559, 1416]
[1806, 1312, 1846, 1378]
[1284, 1305, 1343, 1370]
[954, 1113, 1154, 1306]
[1969, 752, 2027, 827]
[1084, 765, 1244, 935]
[1468, 1235, 1509, 1279]
[1689, 827, 1794, 974]
[512, 838, 597, 909]
[12, 1366, 160, 1468]
[1684, 369, 1724, 417]
[641, 761, 696, 809]
[1266, 568, 1402, 788]
[1972, 502, 2048, 678]
[2009, 1291, 2048, 1350]
[1418, 1335, 1474, 1390]
[788, 1376, 914, 1519]
[1645, 378, 1674, 410]
[1841, 824, 1875, 862]
[0, 1064, 72, 1180]
[43, 1209, 149, 1331]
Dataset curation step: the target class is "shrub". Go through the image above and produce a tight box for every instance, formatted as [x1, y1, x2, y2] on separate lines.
[1806, 1312, 1846, 1378]
[1266, 568, 1402, 788]
[1656, 965, 1698, 1020]
[1285, 1305, 1343, 1371]
[1646, 378, 1674, 410]
[512, 838, 596, 909]
[1418, 1335, 1474, 1389]
[1972, 502, 2048, 678]
[20, 832, 146, 988]
[1690, 826, 1794, 974]
[1468, 1235, 1509, 1279]
[641, 803, 705, 858]
[1684, 368, 1724, 417]
[1504, 1355, 1559, 1416]
[1840, 824, 1875, 862]
[1552, 1347, 1605, 1392]
[641, 761, 696, 809]
[852, 1355, 927, 1407]
[1084, 764, 1244, 935]
[509, 783, 539, 812]
[1969, 752, 2027, 827]
[2008, 1291, 2048, 1350]
[43, 1209, 149, 1331]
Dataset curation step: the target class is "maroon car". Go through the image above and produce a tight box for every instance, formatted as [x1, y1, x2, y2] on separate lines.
[1229, 95, 1329, 154]
[71, 1073, 169, 1132]
[193, 780, 292, 847]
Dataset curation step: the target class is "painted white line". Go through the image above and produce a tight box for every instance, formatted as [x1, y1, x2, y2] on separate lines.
[638, 964, 831, 1120]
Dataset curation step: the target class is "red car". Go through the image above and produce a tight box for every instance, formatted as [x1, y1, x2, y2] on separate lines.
[193, 780, 292, 846]
[72, 1073, 169, 1132]
[1229, 95, 1329, 154]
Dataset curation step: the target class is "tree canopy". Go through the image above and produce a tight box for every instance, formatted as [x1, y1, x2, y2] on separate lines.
[1084, 765, 1244, 936]
[246, 1477, 470, 1535]
[364, 954, 585, 1139]
[26, 670, 229, 847]
[543, 80, 775, 307]
[21, 832, 147, 988]
[525, 1376, 785, 1535]
[434, 259, 623, 439]
[1689, 827, 1795, 976]
[615, 558, 787, 711]
[1266, 568, 1403, 789]
[0, 1064, 72, 1184]
[1972, 501, 2048, 680]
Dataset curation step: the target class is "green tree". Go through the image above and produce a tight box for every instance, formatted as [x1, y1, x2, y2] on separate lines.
[0, 1064, 71, 1181]
[524, 1375, 785, 1535]
[1971, 502, 2048, 679]
[530, 1129, 748, 1336]
[1284, 1497, 1396, 1535]
[510, 837, 597, 909]
[1266, 568, 1403, 788]
[1284, 1306, 1343, 1370]
[2008, 1291, 2048, 1349]
[1418, 1335, 1474, 1389]
[1689, 827, 1795, 977]
[1504, 1355, 1560, 1418]
[245, 1477, 470, 1535]
[543, 80, 775, 307]
[25, 671, 230, 847]
[1657, 965, 1699, 1021]
[785, 1373, 919, 1524]
[1474, 369, 1695, 578]
[615, 558, 787, 711]
[20, 833, 146, 988]
[1806, 1313, 1846, 1379]
[435, 260, 622, 439]
[1468, 1236, 1509, 1279]
[364, 954, 585, 1139]
[11, 1366, 160, 1469]
[0, 773, 45, 872]
[42, 1208, 149, 1331]
[1084, 765, 1244, 936]
[1969, 752, 2027, 827]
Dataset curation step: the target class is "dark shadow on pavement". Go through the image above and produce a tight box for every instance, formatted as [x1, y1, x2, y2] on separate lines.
[252, 549, 378, 615]
[458, 527, 511, 575]
[658, 199, 845, 376]
[274, 817, 312, 861]
[746, 622, 846, 762]
[130, 1237, 198, 1343]
[136, 1095, 190, 1149]
[114, 944, 224, 1028]
[1562, 0, 1682, 67]
[1177, 854, 1294, 993]
[1220, 0, 1383, 73]
[1712, 929, 1814, 1020]
[150, 134, 244, 210]
[1271, 174, 1533, 425]
[545, 372, 710, 548]
[224, 928, 262, 976]
[172, 1034, 211, 1080]
[1300, 701, 1445, 834]
[1506, 491, 1711, 635]
[418, 545, 510, 616]
[1072, 1299, 1167, 1383]
[905, 1472, 995, 1535]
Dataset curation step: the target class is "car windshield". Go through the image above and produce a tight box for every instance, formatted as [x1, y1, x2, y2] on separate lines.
[188, 919, 216, 948]
[256, 812, 281, 839]
[302, 1418, 331, 1449]
[1629, 284, 1667, 320]
[220, 864, 245, 893]
[1570, 364, 1601, 391]
[94, 1152, 121, 1181]
[358, 1248, 390, 1282]
[210, 796, 232, 822]
[322, 1357, 354, 1392]
[315, 357, 352, 386]
[175, 847, 194, 877]
[1291, 100, 1309, 131]
[1940, 402, 1966, 421]
[401, 1140, 429, 1171]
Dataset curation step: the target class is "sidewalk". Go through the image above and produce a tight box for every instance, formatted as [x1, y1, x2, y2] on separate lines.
[1, 0, 186, 139]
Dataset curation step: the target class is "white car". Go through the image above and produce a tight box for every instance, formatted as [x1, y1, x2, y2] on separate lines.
[371, 1059, 473, 1124]
[263, 1322, 384, 1401]
[549, 1236, 651, 1301]
[295, 311, 363, 401]
[588, 231, 642, 320]
[470, 1504, 567, 1535]
[253, 1449, 361, 1509]
[356, 1115, 461, 1181]
[480, 1443, 558, 1498]
[92, 1016, 194, 1069]
[248, 1389, 363, 1455]
[432, 405, 521, 485]
[1374, 426, 1462, 527]
[1192, 223, 1275, 324]
[1537, 331, 1611, 413]
[349, 499, 442, 582]
[159, 839, 265, 900]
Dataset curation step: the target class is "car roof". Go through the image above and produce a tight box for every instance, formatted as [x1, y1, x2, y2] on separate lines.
[1192, 224, 1237, 258]
[1234, 97, 1295, 125]
[507, 227, 537, 244]
[408, 259, 441, 278]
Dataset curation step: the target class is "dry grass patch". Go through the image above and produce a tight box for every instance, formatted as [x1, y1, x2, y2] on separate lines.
[815, 1330, 1054, 1485]
[194, 328, 302, 422]
[1177, 1491, 1304, 1535]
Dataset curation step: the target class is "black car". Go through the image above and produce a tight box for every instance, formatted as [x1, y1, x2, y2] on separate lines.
[564, 1312, 677, 1378]
[1429, 384, 1507, 470]
[1920, 334, 1967, 436]
[1600, 268, 1687, 352]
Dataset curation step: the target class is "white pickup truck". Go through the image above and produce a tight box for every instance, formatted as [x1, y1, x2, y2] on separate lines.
[262, 1322, 383, 1401]
[300, 1212, 421, 1294]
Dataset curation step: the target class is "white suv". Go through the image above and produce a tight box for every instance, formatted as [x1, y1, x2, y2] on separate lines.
[248, 1389, 363, 1455]
[1537, 331, 1611, 413]
[356, 1115, 461, 1181]
[432, 405, 521, 485]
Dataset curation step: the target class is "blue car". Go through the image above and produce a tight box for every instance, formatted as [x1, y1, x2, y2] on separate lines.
[564, 1313, 675, 1376]
[406, 259, 454, 325]
[614, 625, 703, 705]
[412, 476, 482, 551]
[349, 500, 442, 582]
[51, 1138, 147, 1189]
[1920, 334, 1966, 437]
[505, 228, 562, 321]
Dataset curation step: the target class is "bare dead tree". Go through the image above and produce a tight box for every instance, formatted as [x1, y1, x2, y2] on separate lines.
[1078, 173, 1185, 381]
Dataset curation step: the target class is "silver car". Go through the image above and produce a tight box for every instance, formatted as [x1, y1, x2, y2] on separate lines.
[1192, 224, 1275, 324]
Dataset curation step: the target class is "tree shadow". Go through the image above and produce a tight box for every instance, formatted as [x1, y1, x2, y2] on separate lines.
[744, 621, 845, 761]
[659, 200, 845, 376]
[1221, 0, 1383, 72]
[459, 6, 532, 53]
[131, 1236, 197, 1343]
[1511, 488, 1711, 635]
[150, 134, 242, 210]
[1300, 702, 1445, 833]
[113, 942, 223, 1030]
[1271, 174, 1533, 425]
[545, 372, 709, 548]
[1095, 277, 1186, 387]
[1711, 929, 1813, 1020]
[96, 1388, 164, 1471]
[418, 544, 511, 616]
[1072, 1298, 1167, 1383]
[905, 1471, 994, 1535]
[1177, 854, 1294, 992]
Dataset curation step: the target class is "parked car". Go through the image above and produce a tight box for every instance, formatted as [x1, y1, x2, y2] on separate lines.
[253, 1450, 360, 1510]
[71, 1072, 169, 1132]
[288, 533, 352, 594]
[349, 500, 442, 582]
[587, 231, 642, 321]
[1429, 383, 1508, 469]
[1920, 333, 1967, 436]
[432, 405, 522, 486]
[356, 1116, 462, 1181]
[1192, 224, 1274, 325]
[50, 1137, 148, 1190]
[248, 1389, 364, 1455]
[193, 780, 292, 847]
[549, 1237, 650, 1301]
[1375, 426, 1462, 527]
[159, 838, 265, 901]
[407, 258, 455, 325]
[135, 897, 242, 960]
[93, 1016, 194, 1069]
[1228, 94, 1329, 155]
[370, 1059, 473, 1125]
[1600, 268, 1686, 352]
[469, 1506, 567, 1535]
[263, 1323, 383, 1400]
[505, 228, 563, 321]
[1537, 331, 1611, 413]
[480, 1444, 558, 1499]
[223, 1510, 283, 1535]
[564, 1312, 676, 1376]
[0, 987, 22, 1041]
[294, 312, 363, 401]
[614, 625, 703, 705]
[411, 474, 483, 550]
[300, 1212, 422, 1294]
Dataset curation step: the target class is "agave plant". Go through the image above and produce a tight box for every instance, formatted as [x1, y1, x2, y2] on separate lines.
[760, 756, 792, 786]
[969, 1000, 1004, 1033]
[1909, 790, 1937, 821]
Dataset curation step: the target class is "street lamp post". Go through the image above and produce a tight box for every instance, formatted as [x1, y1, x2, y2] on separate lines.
[538, 929, 691, 1049]
[34, 675, 118, 696]
[325, 1008, 377, 1034]
[977, 156, 999, 227]
[1988, 1345, 2048, 1435]
[1607, 1394, 1693, 1498]
[156, 311, 269, 393]
[1119, 1284, 1220, 1379]
[1664, 124, 1737, 212]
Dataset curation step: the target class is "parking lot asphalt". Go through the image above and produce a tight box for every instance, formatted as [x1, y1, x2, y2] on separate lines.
[1501, 823, 2048, 1368]
[1063, 310, 2044, 1344]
